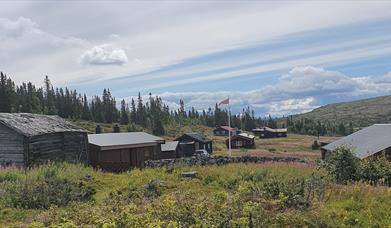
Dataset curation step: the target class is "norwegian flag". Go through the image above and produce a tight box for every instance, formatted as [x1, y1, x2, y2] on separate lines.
[218, 98, 229, 106]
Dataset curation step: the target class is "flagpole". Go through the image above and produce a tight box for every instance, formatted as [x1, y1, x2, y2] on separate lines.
[228, 97, 231, 157]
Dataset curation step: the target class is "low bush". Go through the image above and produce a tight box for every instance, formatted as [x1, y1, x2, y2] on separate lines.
[0, 163, 96, 209]
[322, 146, 391, 186]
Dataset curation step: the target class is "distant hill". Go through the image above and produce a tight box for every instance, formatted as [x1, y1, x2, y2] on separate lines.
[291, 95, 391, 127]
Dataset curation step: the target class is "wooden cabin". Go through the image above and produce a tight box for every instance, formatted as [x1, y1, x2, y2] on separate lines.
[213, 126, 238, 136]
[175, 133, 213, 156]
[88, 132, 165, 172]
[226, 133, 255, 149]
[160, 141, 183, 159]
[0, 113, 88, 167]
[252, 127, 287, 138]
[322, 124, 391, 161]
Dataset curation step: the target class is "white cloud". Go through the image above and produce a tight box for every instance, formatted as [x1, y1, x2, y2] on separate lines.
[0, 2, 391, 85]
[136, 67, 391, 117]
[79, 44, 128, 66]
[0, 17, 37, 39]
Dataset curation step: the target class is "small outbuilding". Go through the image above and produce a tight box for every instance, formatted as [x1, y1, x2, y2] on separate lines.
[0, 113, 88, 167]
[226, 133, 255, 149]
[252, 127, 287, 138]
[160, 141, 183, 159]
[321, 124, 391, 161]
[213, 126, 238, 136]
[175, 132, 213, 156]
[88, 132, 164, 171]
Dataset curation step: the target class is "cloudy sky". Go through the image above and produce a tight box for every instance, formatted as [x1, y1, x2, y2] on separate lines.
[1, 1, 391, 116]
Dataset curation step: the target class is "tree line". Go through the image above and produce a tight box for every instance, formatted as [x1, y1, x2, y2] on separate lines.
[286, 116, 354, 136]
[0, 72, 275, 135]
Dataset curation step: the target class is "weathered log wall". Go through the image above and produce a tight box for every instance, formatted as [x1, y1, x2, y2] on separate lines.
[28, 132, 88, 165]
[0, 124, 24, 166]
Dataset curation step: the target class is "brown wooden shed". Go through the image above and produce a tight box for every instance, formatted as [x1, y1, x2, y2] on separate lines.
[160, 141, 183, 159]
[88, 132, 165, 172]
[226, 133, 255, 149]
[0, 113, 88, 167]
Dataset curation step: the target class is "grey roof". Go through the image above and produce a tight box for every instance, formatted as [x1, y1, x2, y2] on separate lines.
[88, 132, 164, 150]
[228, 132, 255, 142]
[252, 127, 287, 133]
[238, 133, 255, 139]
[0, 113, 86, 137]
[183, 132, 211, 143]
[322, 124, 391, 159]
[161, 141, 179, 152]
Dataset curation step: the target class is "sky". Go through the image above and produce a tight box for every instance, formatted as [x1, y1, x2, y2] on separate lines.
[1, 1, 391, 116]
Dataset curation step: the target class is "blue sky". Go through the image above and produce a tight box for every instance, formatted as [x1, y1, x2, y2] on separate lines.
[1, 1, 391, 116]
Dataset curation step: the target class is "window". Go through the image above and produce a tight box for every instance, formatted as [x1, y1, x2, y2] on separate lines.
[236, 141, 243, 147]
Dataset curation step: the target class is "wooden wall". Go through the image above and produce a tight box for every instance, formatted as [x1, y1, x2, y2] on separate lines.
[0, 124, 24, 166]
[89, 144, 161, 172]
[28, 132, 88, 166]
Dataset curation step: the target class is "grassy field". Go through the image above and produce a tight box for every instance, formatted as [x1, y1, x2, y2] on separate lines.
[8, 121, 382, 226]
[0, 163, 390, 227]
[213, 134, 337, 160]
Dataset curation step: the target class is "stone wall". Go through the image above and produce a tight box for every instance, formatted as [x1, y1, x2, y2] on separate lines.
[144, 155, 308, 168]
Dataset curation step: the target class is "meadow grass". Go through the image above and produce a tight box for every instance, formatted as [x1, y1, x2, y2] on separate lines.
[0, 162, 390, 227]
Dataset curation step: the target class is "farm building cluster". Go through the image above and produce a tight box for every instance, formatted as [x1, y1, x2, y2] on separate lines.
[0, 113, 219, 171]
[0, 113, 292, 171]
[3, 113, 387, 171]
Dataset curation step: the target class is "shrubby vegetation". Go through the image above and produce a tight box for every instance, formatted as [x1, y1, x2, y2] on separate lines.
[321, 146, 391, 186]
[0, 163, 95, 209]
[1, 162, 391, 227]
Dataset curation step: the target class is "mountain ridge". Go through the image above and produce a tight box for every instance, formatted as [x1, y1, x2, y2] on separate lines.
[290, 95, 391, 127]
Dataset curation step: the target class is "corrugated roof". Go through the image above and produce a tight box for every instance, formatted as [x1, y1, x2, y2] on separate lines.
[0, 113, 86, 137]
[88, 132, 164, 150]
[161, 141, 179, 152]
[322, 124, 391, 159]
[183, 132, 211, 143]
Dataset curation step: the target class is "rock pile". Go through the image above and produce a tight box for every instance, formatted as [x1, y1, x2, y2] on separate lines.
[144, 155, 308, 168]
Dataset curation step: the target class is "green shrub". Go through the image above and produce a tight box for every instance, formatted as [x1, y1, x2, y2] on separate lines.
[322, 146, 359, 183]
[358, 153, 391, 186]
[0, 176, 95, 209]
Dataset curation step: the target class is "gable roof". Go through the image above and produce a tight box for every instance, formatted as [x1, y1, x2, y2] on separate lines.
[252, 127, 287, 133]
[322, 124, 391, 159]
[215, 126, 236, 132]
[178, 132, 211, 143]
[88, 132, 164, 150]
[0, 113, 86, 137]
[228, 133, 255, 141]
[161, 141, 179, 152]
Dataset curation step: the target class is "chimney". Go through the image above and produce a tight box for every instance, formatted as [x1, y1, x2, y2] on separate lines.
[113, 124, 120, 133]
[95, 125, 102, 134]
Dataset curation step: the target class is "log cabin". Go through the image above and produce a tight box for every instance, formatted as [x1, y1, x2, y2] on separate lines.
[252, 127, 287, 138]
[0, 113, 88, 167]
[226, 133, 255, 149]
[175, 133, 213, 156]
[88, 132, 165, 172]
[321, 124, 391, 161]
[213, 126, 238, 136]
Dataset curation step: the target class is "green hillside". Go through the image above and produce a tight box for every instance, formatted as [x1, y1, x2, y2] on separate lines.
[291, 95, 391, 127]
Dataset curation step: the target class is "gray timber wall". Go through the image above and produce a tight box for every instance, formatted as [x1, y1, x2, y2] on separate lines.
[0, 124, 24, 166]
[28, 132, 88, 165]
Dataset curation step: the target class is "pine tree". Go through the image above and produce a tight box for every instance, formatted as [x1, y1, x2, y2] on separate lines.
[120, 99, 129, 125]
